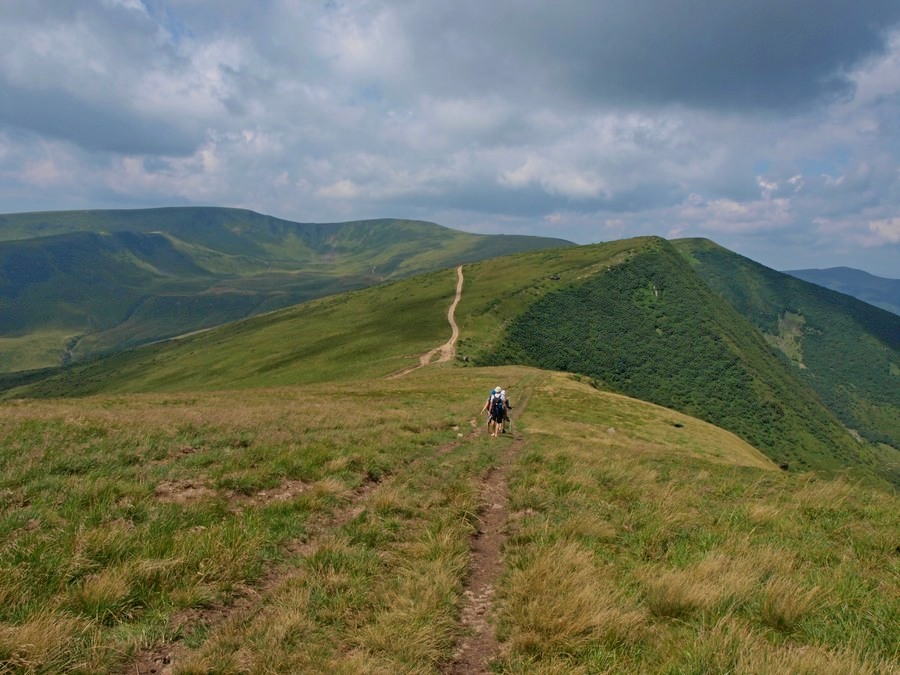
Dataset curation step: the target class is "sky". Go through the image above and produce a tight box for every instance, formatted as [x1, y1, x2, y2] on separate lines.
[1, 1, 899, 276]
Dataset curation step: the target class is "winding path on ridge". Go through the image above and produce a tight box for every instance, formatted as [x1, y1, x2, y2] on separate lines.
[388, 265, 464, 379]
[127, 263, 528, 674]
[388, 262, 530, 671]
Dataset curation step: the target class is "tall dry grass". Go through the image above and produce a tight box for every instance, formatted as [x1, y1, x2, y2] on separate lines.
[502, 541, 645, 657]
[0, 370, 514, 673]
[493, 373, 900, 672]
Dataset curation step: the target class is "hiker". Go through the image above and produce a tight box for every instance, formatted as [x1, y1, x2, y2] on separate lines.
[481, 386, 505, 437]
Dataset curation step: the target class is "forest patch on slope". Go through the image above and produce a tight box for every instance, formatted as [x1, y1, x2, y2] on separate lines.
[478, 239, 881, 480]
[675, 239, 899, 454]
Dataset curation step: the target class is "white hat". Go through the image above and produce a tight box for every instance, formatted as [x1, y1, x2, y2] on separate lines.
[494, 386, 501, 393]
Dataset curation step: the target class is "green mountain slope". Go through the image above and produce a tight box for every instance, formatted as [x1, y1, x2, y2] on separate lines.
[8, 236, 891, 484]
[2, 240, 897, 673]
[0, 230, 210, 332]
[469, 238, 877, 478]
[2, 265, 464, 396]
[674, 239, 899, 457]
[784, 266, 900, 316]
[0, 207, 571, 371]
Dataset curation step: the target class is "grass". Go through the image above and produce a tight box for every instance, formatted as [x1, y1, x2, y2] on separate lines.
[0, 370, 497, 672]
[0, 331, 74, 373]
[453, 239, 641, 361]
[2, 250, 897, 674]
[494, 374, 899, 673]
[2, 367, 896, 673]
[5, 266, 463, 396]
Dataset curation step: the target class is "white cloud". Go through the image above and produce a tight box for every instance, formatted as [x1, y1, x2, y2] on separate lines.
[499, 157, 543, 189]
[316, 179, 362, 200]
[869, 217, 900, 244]
[676, 195, 795, 235]
[101, 0, 148, 15]
[133, 37, 251, 120]
[313, 3, 411, 86]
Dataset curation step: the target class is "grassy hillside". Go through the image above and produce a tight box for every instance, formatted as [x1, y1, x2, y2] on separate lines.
[2, 265, 461, 397]
[2, 244, 898, 672]
[0, 207, 571, 372]
[2, 367, 897, 673]
[465, 238, 878, 479]
[675, 239, 900, 458]
[0, 207, 572, 278]
[0, 241, 646, 398]
[7, 237, 893, 485]
[785, 266, 900, 316]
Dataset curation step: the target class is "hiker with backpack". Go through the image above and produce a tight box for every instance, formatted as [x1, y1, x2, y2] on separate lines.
[481, 386, 506, 438]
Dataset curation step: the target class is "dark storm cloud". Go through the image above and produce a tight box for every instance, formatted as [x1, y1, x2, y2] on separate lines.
[407, 0, 900, 110]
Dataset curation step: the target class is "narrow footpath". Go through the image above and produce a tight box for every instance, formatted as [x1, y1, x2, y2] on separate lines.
[388, 265, 463, 379]
[444, 385, 535, 674]
[127, 412, 492, 675]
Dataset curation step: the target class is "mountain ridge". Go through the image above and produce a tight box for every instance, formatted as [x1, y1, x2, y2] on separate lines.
[674, 238, 899, 462]
[474, 238, 882, 478]
[0, 207, 572, 372]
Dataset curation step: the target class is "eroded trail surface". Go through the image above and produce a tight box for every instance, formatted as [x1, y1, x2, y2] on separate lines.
[444, 390, 532, 674]
[389, 265, 463, 379]
[126, 375, 534, 673]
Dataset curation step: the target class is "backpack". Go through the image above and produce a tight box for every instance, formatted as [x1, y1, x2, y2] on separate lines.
[490, 394, 505, 418]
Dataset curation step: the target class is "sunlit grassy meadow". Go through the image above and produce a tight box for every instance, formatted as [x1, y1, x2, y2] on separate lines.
[2, 366, 896, 673]
[0, 368, 506, 672]
[495, 376, 899, 673]
[2, 244, 897, 674]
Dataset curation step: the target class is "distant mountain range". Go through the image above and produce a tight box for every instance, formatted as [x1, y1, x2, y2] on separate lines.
[784, 267, 900, 315]
[0, 207, 572, 372]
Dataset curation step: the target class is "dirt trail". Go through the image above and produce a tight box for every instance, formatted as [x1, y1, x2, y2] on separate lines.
[444, 388, 533, 674]
[388, 265, 463, 379]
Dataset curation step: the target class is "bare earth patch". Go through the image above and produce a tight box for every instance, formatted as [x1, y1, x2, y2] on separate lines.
[230, 479, 312, 509]
[153, 480, 216, 504]
[152, 478, 313, 509]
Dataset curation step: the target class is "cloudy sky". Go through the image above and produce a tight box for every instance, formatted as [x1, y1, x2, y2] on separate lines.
[1, 1, 899, 275]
